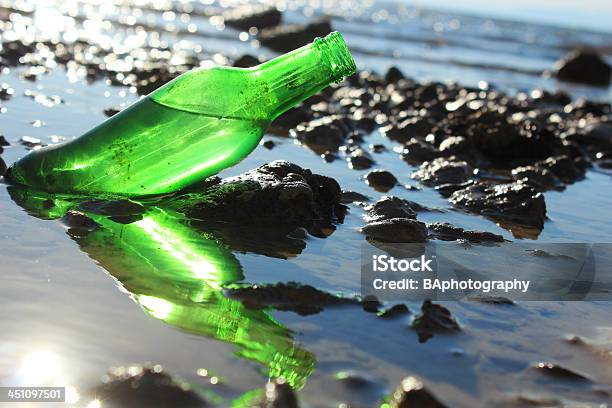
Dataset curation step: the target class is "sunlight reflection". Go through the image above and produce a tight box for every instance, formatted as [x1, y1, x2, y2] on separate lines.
[17, 350, 80, 404]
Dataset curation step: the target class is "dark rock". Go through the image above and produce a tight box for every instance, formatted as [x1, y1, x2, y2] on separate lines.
[554, 49, 611, 87]
[533, 362, 590, 381]
[536, 155, 585, 184]
[86, 365, 205, 408]
[513, 395, 561, 407]
[291, 116, 349, 154]
[233, 54, 262, 68]
[164, 161, 342, 228]
[365, 169, 398, 192]
[389, 376, 448, 408]
[467, 295, 515, 305]
[78, 199, 145, 217]
[364, 196, 418, 222]
[377, 303, 410, 319]
[256, 379, 300, 408]
[20, 136, 44, 148]
[223, 5, 282, 30]
[412, 158, 474, 187]
[0, 157, 6, 177]
[361, 218, 428, 243]
[511, 165, 560, 191]
[270, 106, 313, 136]
[0, 135, 9, 146]
[0, 83, 15, 101]
[411, 300, 461, 343]
[449, 181, 547, 234]
[340, 190, 370, 204]
[226, 282, 357, 315]
[434, 180, 476, 197]
[347, 148, 375, 170]
[334, 371, 375, 390]
[369, 143, 386, 153]
[0, 40, 35, 66]
[401, 138, 441, 164]
[259, 19, 333, 52]
[361, 295, 382, 313]
[381, 118, 434, 143]
[438, 136, 467, 155]
[103, 107, 120, 117]
[385, 66, 405, 84]
[321, 151, 336, 162]
[427, 222, 505, 243]
[60, 210, 99, 237]
[262, 139, 275, 149]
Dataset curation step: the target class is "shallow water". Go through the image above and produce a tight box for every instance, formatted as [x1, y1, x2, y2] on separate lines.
[1, 0, 612, 407]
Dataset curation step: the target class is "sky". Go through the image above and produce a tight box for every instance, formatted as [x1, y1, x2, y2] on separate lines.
[401, 0, 612, 34]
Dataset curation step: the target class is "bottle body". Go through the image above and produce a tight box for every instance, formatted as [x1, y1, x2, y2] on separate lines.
[5, 32, 356, 196]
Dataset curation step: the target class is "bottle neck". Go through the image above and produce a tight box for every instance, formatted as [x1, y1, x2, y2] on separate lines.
[254, 32, 356, 120]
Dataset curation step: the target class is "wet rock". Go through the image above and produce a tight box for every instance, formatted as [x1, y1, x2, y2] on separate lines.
[0, 83, 15, 101]
[164, 161, 342, 228]
[389, 376, 448, 408]
[369, 143, 386, 153]
[86, 365, 205, 408]
[361, 218, 428, 243]
[412, 157, 474, 187]
[381, 118, 434, 143]
[0, 157, 6, 177]
[103, 107, 120, 117]
[259, 19, 333, 52]
[347, 148, 375, 170]
[270, 106, 313, 136]
[364, 196, 419, 222]
[554, 49, 611, 87]
[512, 395, 561, 407]
[20, 136, 44, 148]
[340, 190, 370, 204]
[385, 66, 405, 84]
[256, 378, 300, 408]
[427, 222, 505, 243]
[533, 362, 590, 381]
[411, 300, 461, 343]
[321, 151, 336, 162]
[0, 40, 35, 66]
[511, 165, 560, 191]
[365, 169, 398, 192]
[262, 139, 275, 149]
[60, 210, 99, 237]
[361, 295, 382, 313]
[536, 155, 585, 184]
[401, 138, 441, 164]
[78, 199, 145, 218]
[0, 135, 9, 146]
[233, 54, 262, 68]
[226, 282, 357, 315]
[223, 5, 282, 30]
[334, 371, 377, 390]
[467, 295, 515, 305]
[377, 303, 410, 318]
[291, 116, 349, 154]
[449, 181, 547, 233]
[438, 136, 467, 155]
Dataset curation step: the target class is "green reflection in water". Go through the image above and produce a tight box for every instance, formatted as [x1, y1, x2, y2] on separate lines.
[7, 187, 315, 391]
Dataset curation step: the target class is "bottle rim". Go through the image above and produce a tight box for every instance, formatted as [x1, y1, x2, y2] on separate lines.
[315, 31, 357, 83]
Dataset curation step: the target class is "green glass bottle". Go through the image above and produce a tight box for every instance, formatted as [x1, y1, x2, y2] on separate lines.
[5, 32, 355, 196]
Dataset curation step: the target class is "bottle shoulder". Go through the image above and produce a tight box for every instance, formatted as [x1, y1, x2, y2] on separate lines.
[149, 66, 273, 120]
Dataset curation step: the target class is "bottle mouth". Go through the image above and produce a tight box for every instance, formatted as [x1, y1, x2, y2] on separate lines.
[315, 31, 357, 83]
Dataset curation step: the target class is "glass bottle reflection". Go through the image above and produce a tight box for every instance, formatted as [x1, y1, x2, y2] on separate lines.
[8, 186, 315, 390]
